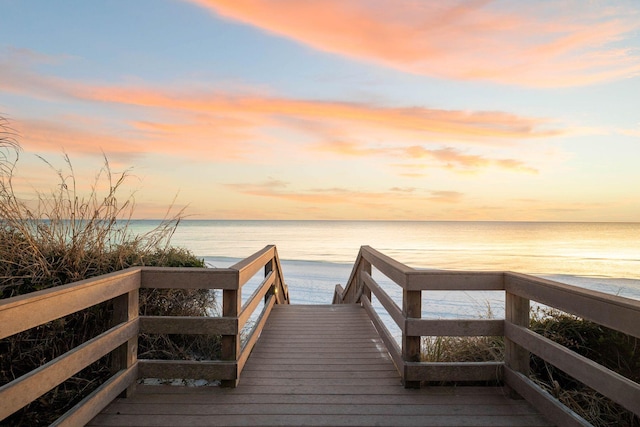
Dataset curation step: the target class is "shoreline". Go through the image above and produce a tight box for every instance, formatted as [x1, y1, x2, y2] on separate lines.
[204, 256, 640, 310]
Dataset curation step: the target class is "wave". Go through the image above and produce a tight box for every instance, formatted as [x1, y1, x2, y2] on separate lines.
[203, 256, 640, 308]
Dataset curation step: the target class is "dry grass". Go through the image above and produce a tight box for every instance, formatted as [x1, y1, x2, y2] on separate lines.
[529, 307, 639, 427]
[421, 305, 504, 366]
[420, 306, 639, 426]
[422, 335, 504, 363]
[0, 121, 217, 425]
[0, 150, 186, 297]
[420, 334, 504, 386]
[0, 116, 19, 176]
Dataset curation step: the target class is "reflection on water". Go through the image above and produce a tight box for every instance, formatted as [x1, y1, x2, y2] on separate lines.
[136, 220, 640, 278]
[129, 220, 640, 313]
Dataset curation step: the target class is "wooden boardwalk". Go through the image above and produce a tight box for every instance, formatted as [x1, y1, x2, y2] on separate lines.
[88, 304, 553, 427]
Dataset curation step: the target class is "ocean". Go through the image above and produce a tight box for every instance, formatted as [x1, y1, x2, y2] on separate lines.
[129, 220, 640, 325]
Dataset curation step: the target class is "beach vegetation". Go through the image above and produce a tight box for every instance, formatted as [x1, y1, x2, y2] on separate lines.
[529, 307, 639, 427]
[421, 335, 504, 364]
[0, 119, 218, 425]
[420, 306, 639, 426]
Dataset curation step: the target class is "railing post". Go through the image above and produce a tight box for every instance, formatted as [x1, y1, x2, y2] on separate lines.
[264, 257, 278, 304]
[505, 291, 530, 397]
[221, 286, 241, 387]
[111, 288, 139, 397]
[358, 259, 372, 303]
[402, 289, 421, 388]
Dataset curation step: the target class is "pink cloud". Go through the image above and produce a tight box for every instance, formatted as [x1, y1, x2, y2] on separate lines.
[186, 0, 640, 87]
[225, 180, 463, 207]
[13, 118, 253, 163]
[426, 191, 464, 204]
[0, 53, 558, 144]
[404, 146, 538, 174]
[620, 128, 640, 138]
[314, 140, 538, 174]
[1, 50, 560, 173]
[15, 119, 140, 155]
[66, 86, 555, 140]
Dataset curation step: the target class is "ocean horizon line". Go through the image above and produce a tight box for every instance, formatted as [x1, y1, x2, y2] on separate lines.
[129, 218, 640, 225]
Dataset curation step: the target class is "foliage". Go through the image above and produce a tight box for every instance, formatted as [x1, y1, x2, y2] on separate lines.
[0, 150, 186, 297]
[421, 335, 504, 363]
[420, 306, 639, 426]
[529, 307, 639, 427]
[0, 122, 217, 426]
[0, 116, 19, 176]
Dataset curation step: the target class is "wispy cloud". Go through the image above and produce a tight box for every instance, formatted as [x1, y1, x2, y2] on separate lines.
[403, 145, 538, 174]
[13, 116, 255, 163]
[65, 87, 557, 141]
[186, 0, 640, 87]
[426, 191, 464, 204]
[619, 128, 640, 138]
[225, 180, 463, 207]
[1, 50, 560, 173]
[313, 140, 538, 174]
[15, 119, 143, 157]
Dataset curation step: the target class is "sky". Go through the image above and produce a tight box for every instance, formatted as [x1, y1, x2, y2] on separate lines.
[0, 0, 639, 221]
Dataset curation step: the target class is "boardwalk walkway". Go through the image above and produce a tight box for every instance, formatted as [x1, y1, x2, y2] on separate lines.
[88, 304, 553, 426]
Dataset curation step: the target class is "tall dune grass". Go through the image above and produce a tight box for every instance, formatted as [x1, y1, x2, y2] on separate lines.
[420, 307, 639, 426]
[0, 150, 185, 297]
[529, 308, 639, 427]
[0, 118, 216, 425]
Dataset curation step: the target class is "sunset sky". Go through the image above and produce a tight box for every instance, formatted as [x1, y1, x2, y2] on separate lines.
[1, 0, 639, 221]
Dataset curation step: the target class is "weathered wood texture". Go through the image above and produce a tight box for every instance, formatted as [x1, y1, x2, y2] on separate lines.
[89, 304, 552, 427]
[0, 268, 140, 423]
[335, 245, 640, 421]
[0, 319, 138, 421]
[0, 267, 140, 340]
[505, 272, 640, 339]
[141, 267, 237, 290]
[0, 245, 290, 425]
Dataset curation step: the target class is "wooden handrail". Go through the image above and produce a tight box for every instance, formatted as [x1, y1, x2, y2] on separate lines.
[362, 270, 404, 330]
[140, 267, 238, 289]
[0, 319, 139, 420]
[0, 267, 141, 340]
[219, 245, 290, 386]
[231, 245, 278, 288]
[0, 269, 140, 424]
[4, 243, 638, 425]
[0, 245, 289, 425]
[505, 272, 640, 338]
[334, 245, 640, 424]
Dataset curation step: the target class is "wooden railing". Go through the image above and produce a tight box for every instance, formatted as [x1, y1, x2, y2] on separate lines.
[0, 245, 288, 426]
[334, 245, 640, 427]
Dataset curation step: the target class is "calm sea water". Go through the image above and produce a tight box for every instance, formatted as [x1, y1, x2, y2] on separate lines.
[129, 220, 640, 322]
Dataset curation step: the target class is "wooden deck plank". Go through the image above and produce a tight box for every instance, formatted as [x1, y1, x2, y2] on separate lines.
[254, 342, 382, 353]
[100, 402, 542, 416]
[244, 357, 392, 364]
[89, 304, 553, 427]
[240, 364, 399, 372]
[117, 387, 532, 404]
[236, 377, 403, 386]
[240, 369, 401, 379]
[248, 348, 390, 356]
[89, 413, 552, 426]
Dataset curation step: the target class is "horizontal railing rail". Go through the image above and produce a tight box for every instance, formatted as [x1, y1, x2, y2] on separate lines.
[0, 245, 289, 425]
[503, 272, 640, 425]
[136, 245, 289, 388]
[0, 268, 142, 426]
[334, 245, 640, 427]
